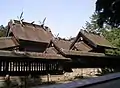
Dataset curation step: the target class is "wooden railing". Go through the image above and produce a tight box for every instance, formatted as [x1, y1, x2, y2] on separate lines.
[0, 57, 64, 76]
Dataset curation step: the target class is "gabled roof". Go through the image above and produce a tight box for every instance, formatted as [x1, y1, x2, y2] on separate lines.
[52, 37, 93, 52]
[8, 20, 53, 44]
[51, 39, 106, 57]
[0, 37, 19, 50]
[45, 47, 58, 54]
[74, 41, 92, 51]
[53, 38, 72, 50]
[70, 30, 117, 49]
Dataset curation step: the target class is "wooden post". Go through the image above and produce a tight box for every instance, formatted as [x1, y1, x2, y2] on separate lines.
[5, 74, 10, 88]
[81, 68, 83, 78]
[24, 76, 27, 88]
[0, 61, 1, 72]
[5, 61, 9, 75]
[46, 63, 50, 83]
[47, 74, 50, 83]
[29, 61, 31, 73]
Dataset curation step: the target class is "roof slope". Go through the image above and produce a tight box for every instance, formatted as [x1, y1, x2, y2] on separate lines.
[45, 47, 58, 54]
[70, 30, 116, 49]
[80, 30, 115, 48]
[8, 20, 53, 43]
[53, 38, 72, 50]
[51, 39, 106, 57]
[74, 41, 92, 51]
[61, 49, 105, 57]
[0, 37, 19, 49]
[0, 50, 70, 61]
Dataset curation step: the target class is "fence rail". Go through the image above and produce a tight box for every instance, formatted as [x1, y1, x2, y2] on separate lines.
[0, 57, 65, 76]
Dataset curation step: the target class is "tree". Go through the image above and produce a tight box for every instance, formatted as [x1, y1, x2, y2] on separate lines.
[0, 25, 7, 37]
[85, 13, 100, 32]
[104, 28, 120, 55]
[84, 13, 120, 74]
[84, 13, 108, 34]
[96, 0, 120, 28]
[84, 12, 120, 74]
[84, 13, 120, 55]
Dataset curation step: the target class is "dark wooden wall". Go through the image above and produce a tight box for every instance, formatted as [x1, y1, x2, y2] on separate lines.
[0, 57, 64, 76]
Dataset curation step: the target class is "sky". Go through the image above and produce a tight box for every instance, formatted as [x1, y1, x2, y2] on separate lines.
[0, 0, 96, 38]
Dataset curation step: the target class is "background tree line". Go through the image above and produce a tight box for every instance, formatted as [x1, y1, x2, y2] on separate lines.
[0, 25, 7, 37]
[84, 12, 120, 55]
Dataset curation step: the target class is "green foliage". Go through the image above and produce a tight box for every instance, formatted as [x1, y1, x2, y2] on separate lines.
[0, 25, 7, 37]
[103, 29, 120, 55]
[85, 13, 107, 33]
[85, 13, 99, 32]
[84, 13, 120, 55]
[103, 29, 120, 46]
[96, 0, 120, 27]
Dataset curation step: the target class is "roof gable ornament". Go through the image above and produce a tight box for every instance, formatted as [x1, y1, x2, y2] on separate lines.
[39, 17, 46, 28]
[11, 20, 15, 25]
[17, 11, 24, 26]
[31, 21, 35, 24]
